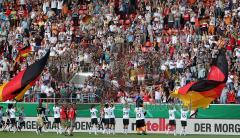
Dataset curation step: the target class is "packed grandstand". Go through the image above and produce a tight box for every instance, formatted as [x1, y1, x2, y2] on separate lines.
[0, 0, 240, 104]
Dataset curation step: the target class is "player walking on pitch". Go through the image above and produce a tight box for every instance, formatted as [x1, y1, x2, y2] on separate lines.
[122, 104, 130, 134]
[3, 104, 11, 132]
[89, 104, 98, 135]
[109, 102, 116, 135]
[60, 103, 68, 135]
[67, 103, 76, 136]
[9, 104, 17, 133]
[167, 104, 177, 136]
[53, 103, 61, 134]
[135, 99, 147, 135]
[180, 106, 189, 136]
[18, 107, 25, 131]
[103, 103, 110, 134]
[36, 103, 44, 135]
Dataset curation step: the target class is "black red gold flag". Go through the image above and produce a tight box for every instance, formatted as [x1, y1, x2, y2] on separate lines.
[0, 50, 50, 102]
[171, 49, 228, 109]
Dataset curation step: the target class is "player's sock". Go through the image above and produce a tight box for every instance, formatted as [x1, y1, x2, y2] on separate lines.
[39, 127, 42, 133]
[167, 128, 170, 134]
[94, 126, 97, 135]
[103, 128, 106, 134]
[174, 129, 177, 136]
[13, 127, 16, 133]
[36, 129, 38, 135]
[68, 129, 71, 135]
[65, 127, 68, 134]
[180, 128, 183, 136]
[8, 126, 11, 132]
[183, 128, 186, 136]
[107, 128, 110, 134]
[105, 128, 108, 134]
[60, 126, 64, 134]
[113, 128, 115, 135]
[89, 126, 92, 134]
[126, 128, 128, 134]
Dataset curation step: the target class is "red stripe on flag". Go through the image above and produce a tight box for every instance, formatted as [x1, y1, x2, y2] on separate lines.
[178, 82, 197, 95]
[207, 66, 225, 82]
[199, 83, 225, 98]
[2, 69, 26, 101]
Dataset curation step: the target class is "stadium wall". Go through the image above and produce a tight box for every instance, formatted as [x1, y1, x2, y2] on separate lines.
[2, 117, 240, 135]
[0, 103, 240, 119]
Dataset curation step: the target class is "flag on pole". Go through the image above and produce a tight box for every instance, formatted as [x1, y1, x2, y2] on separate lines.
[171, 49, 228, 109]
[0, 50, 50, 102]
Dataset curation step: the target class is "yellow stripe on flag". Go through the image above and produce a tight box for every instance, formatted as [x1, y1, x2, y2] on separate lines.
[14, 84, 33, 101]
[0, 83, 7, 102]
[171, 90, 214, 110]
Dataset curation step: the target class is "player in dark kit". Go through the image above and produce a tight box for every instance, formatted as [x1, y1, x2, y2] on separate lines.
[18, 107, 25, 131]
[36, 103, 44, 135]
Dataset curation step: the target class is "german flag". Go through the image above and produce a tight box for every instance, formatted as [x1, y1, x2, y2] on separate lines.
[171, 49, 228, 109]
[0, 50, 50, 102]
[15, 43, 32, 63]
[19, 44, 31, 57]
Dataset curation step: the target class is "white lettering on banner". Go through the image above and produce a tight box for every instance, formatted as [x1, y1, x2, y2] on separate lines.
[3, 117, 240, 135]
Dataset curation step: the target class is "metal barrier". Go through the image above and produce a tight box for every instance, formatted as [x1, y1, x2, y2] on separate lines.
[23, 91, 99, 103]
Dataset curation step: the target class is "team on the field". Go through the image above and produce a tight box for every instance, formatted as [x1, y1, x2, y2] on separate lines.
[0, 102, 189, 136]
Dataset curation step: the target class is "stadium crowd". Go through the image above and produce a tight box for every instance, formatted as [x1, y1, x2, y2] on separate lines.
[0, 0, 240, 104]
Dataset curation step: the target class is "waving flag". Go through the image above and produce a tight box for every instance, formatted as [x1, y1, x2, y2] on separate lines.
[171, 49, 228, 109]
[15, 43, 32, 63]
[0, 50, 50, 102]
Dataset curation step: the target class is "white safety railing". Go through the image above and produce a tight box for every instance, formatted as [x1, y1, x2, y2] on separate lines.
[23, 91, 99, 103]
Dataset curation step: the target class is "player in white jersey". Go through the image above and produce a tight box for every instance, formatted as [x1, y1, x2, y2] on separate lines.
[9, 104, 17, 133]
[167, 104, 176, 136]
[103, 103, 110, 134]
[122, 104, 130, 134]
[180, 106, 189, 136]
[89, 105, 98, 135]
[109, 103, 116, 135]
[135, 100, 147, 135]
[53, 103, 61, 134]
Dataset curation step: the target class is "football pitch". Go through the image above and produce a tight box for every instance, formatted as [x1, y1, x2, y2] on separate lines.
[0, 132, 238, 138]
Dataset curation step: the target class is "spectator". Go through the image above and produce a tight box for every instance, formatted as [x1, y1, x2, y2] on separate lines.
[220, 86, 228, 104]
[227, 90, 236, 104]
[60, 84, 67, 102]
[154, 86, 162, 104]
[40, 83, 47, 102]
[237, 87, 240, 104]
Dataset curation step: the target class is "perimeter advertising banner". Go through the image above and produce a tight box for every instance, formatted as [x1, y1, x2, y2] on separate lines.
[4, 117, 240, 135]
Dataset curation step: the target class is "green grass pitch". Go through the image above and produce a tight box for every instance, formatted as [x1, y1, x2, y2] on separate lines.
[0, 132, 239, 138]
